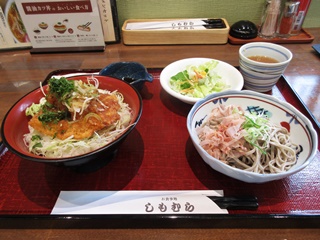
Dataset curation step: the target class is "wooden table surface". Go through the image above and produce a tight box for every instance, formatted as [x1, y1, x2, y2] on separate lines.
[0, 28, 319, 239]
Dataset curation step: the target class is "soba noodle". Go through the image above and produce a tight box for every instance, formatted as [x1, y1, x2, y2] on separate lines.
[196, 105, 301, 174]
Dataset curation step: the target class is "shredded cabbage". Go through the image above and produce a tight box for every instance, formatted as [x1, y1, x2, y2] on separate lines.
[23, 125, 128, 158]
[170, 60, 230, 98]
[23, 77, 133, 158]
[25, 97, 46, 117]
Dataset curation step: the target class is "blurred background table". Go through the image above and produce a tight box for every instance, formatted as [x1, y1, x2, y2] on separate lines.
[0, 28, 319, 239]
[1, 28, 319, 131]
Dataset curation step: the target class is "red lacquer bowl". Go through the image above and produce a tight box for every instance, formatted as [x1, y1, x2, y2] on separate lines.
[1, 76, 142, 169]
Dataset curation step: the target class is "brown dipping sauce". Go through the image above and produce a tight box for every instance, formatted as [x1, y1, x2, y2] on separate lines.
[248, 56, 279, 63]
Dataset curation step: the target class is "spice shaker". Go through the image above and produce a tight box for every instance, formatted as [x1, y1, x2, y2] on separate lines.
[277, 0, 300, 38]
[258, 0, 281, 39]
[291, 0, 311, 35]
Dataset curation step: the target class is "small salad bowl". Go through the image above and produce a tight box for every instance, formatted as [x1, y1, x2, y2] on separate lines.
[160, 58, 244, 104]
[187, 90, 318, 183]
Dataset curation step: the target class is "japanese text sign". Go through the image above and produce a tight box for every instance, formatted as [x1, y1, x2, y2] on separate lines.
[51, 190, 228, 215]
[15, 0, 105, 52]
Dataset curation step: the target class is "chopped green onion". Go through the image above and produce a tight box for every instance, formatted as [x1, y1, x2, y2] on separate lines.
[242, 113, 269, 154]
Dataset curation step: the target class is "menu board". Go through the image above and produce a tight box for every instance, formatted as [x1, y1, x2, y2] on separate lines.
[15, 0, 105, 53]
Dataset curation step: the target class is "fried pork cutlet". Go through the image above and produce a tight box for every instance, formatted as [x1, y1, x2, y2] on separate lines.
[29, 93, 121, 140]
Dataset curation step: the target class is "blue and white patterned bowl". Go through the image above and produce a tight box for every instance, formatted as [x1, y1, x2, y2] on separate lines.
[239, 65, 282, 92]
[239, 42, 292, 92]
[187, 90, 317, 183]
[239, 42, 292, 73]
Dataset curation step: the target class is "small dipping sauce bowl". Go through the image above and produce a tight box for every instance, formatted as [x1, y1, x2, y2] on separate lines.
[239, 42, 292, 92]
[99, 62, 153, 91]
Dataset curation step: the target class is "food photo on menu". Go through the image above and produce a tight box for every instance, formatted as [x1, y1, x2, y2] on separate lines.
[0, 0, 31, 48]
[1, 0, 105, 52]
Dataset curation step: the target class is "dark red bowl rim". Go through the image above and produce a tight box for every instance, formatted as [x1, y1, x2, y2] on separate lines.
[1, 76, 143, 163]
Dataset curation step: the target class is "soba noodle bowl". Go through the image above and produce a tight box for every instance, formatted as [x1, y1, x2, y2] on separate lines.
[196, 104, 301, 174]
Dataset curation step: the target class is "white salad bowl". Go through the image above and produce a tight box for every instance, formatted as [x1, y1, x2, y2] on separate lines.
[160, 58, 244, 104]
[187, 90, 318, 183]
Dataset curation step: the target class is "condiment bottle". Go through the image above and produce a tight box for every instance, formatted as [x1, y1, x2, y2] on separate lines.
[291, 0, 311, 35]
[277, 0, 300, 38]
[259, 0, 281, 39]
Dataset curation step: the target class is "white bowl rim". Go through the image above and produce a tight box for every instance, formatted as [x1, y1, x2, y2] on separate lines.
[160, 58, 244, 104]
[239, 42, 293, 67]
[187, 90, 318, 182]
